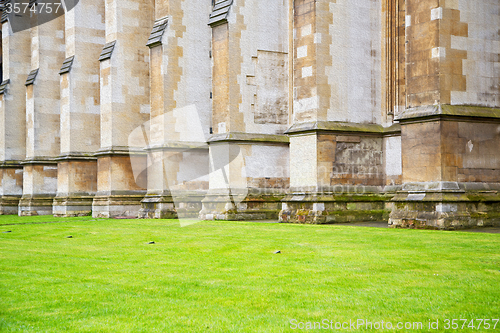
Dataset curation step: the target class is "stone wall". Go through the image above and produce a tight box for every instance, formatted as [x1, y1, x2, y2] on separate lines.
[19, 12, 65, 216]
[93, 0, 153, 218]
[54, 0, 105, 217]
[0, 1, 497, 229]
[0, 19, 30, 214]
[389, 0, 500, 230]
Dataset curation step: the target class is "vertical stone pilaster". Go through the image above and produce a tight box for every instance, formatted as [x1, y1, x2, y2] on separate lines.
[19, 12, 65, 216]
[292, 0, 319, 123]
[139, 0, 212, 219]
[53, 0, 105, 217]
[404, 0, 441, 108]
[390, 1, 500, 229]
[0, 164, 24, 215]
[282, 0, 395, 224]
[92, 0, 153, 218]
[383, 0, 406, 121]
[0, 21, 30, 214]
[200, 0, 291, 221]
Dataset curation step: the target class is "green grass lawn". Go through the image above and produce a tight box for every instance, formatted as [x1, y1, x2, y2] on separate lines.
[0, 216, 499, 332]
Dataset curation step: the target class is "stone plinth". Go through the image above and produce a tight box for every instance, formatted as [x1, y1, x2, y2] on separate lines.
[282, 122, 401, 224]
[390, 182, 500, 230]
[390, 105, 500, 229]
[53, 157, 98, 217]
[19, 161, 58, 216]
[92, 152, 147, 218]
[0, 163, 23, 215]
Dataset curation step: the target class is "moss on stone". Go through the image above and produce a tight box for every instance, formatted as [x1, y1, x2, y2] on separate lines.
[467, 193, 500, 202]
[286, 121, 401, 136]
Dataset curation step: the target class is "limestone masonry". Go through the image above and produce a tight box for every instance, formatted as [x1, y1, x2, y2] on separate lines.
[0, 0, 499, 230]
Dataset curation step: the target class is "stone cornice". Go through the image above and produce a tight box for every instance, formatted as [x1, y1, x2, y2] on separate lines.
[145, 142, 209, 151]
[146, 17, 168, 48]
[396, 104, 500, 123]
[208, 132, 290, 144]
[94, 147, 147, 157]
[208, 0, 233, 27]
[55, 153, 97, 161]
[401, 182, 500, 192]
[0, 160, 23, 168]
[20, 157, 58, 165]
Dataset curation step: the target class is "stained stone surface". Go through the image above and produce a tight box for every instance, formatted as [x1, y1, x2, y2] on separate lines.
[0, 0, 497, 229]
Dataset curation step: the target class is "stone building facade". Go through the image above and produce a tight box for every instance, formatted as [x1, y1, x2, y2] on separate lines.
[0, 0, 499, 230]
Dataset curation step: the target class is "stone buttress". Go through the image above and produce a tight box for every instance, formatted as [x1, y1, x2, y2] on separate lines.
[280, 0, 403, 224]
[0, 14, 30, 214]
[53, 0, 105, 217]
[0, 1, 497, 230]
[138, 0, 212, 219]
[19, 8, 65, 216]
[199, 0, 291, 220]
[389, 0, 500, 229]
[92, 0, 153, 218]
